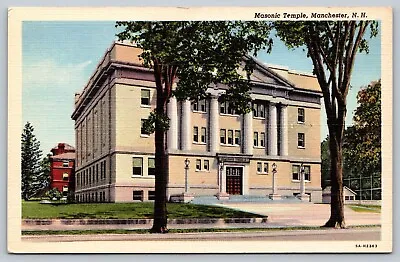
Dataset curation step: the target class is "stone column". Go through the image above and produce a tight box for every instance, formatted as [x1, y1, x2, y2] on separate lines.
[268, 102, 278, 156]
[297, 165, 310, 202]
[280, 104, 288, 156]
[243, 108, 253, 155]
[167, 96, 178, 151]
[216, 163, 229, 200]
[181, 100, 191, 151]
[209, 95, 219, 154]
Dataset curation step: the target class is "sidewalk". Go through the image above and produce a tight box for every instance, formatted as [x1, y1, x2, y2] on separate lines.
[21, 203, 380, 231]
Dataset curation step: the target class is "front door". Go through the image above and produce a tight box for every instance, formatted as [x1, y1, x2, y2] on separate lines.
[226, 166, 243, 195]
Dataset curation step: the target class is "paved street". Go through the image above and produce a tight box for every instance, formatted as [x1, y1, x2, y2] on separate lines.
[22, 227, 380, 242]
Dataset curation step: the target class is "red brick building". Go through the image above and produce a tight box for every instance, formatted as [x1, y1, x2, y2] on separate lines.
[49, 143, 76, 197]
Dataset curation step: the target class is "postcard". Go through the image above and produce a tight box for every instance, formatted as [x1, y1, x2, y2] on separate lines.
[8, 6, 392, 253]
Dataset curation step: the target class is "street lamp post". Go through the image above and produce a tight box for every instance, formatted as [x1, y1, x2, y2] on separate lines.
[269, 163, 281, 200]
[216, 161, 229, 200]
[184, 158, 190, 193]
[297, 163, 310, 202]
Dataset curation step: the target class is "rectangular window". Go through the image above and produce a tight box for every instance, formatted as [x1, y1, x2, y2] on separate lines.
[192, 101, 199, 111]
[63, 186, 68, 192]
[227, 130, 234, 145]
[260, 132, 265, 147]
[220, 129, 226, 144]
[253, 132, 258, 147]
[141, 119, 150, 136]
[63, 173, 69, 181]
[298, 133, 305, 148]
[200, 100, 207, 112]
[96, 164, 99, 182]
[204, 160, 209, 171]
[132, 157, 143, 176]
[201, 127, 206, 143]
[220, 101, 226, 114]
[263, 163, 269, 173]
[196, 159, 201, 171]
[227, 103, 235, 115]
[304, 166, 311, 181]
[193, 126, 199, 142]
[292, 165, 300, 181]
[133, 190, 143, 201]
[257, 162, 262, 173]
[234, 130, 241, 145]
[62, 161, 69, 167]
[148, 191, 156, 201]
[259, 104, 265, 118]
[141, 89, 150, 105]
[252, 103, 258, 117]
[89, 168, 92, 184]
[298, 108, 305, 123]
[148, 158, 155, 176]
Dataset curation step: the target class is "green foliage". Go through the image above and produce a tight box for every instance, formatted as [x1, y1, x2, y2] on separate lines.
[45, 188, 63, 200]
[115, 21, 272, 114]
[21, 122, 44, 200]
[142, 111, 170, 134]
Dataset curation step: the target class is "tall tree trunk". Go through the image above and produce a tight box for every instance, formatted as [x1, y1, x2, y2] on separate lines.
[324, 125, 346, 228]
[150, 67, 169, 233]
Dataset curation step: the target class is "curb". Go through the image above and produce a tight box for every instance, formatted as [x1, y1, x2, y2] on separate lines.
[22, 217, 268, 226]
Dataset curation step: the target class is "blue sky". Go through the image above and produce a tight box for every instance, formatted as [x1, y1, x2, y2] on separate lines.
[22, 21, 381, 153]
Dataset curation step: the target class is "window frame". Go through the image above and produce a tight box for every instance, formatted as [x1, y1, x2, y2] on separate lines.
[141, 119, 150, 136]
[132, 157, 143, 176]
[201, 127, 207, 143]
[203, 160, 210, 171]
[220, 129, 226, 144]
[257, 162, 262, 173]
[141, 89, 151, 106]
[227, 129, 234, 145]
[148, 158, 155, 176]
[260, 132, 265, 147]
[298, 108, 305, 123]
[195, 159, 202, 171]
[62, 161, 69, 167]
[253, 132, 259, 147]
[234, 130, 241, 145]
[62, 172, 69, 181]
[193, 126, 199, 143]
[297, 133, 305, 148]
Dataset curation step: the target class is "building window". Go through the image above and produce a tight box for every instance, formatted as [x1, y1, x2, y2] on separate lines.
[298, 133, 305, 148]
[63, 185, 68, 192]
[292, 165, 311, 181]
[220, 101, 236, 115]
[148, 158, 155, 176]
[132, 157, 143, 176]
[260, 132, 265, 147]
[263, 163, 269, 173]
[201, 127, 207, 143]
[253, 132, 258, 147]
[141, 119, 150, 136]
[196, 159, 201, 171]
[141, 89, 150, 106]
[220, 101, 226, 114]
[63, 173, 69, 181]
[227, 130, 234, 145]
[220, 129, 226, 144]
[193, 126, 199, 142]
[63, 161, 69, 167]
[304, 166, 311, 181]
[204, 160, 209, 171]
[96, 164, 99, 182]
[298, 108, 305, 123]
[193, 100, 207, 112]
[257, 162, 262, 173]
[133, 190, 143, 201]
[148, 190, 156, 201]
[292, 165, 300, 181]
[234, 130, 241, 145]
[253, 101, 266, 118]
[89, 168, 92, 184]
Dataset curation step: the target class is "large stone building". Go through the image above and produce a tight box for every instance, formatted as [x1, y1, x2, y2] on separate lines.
[72, 41, 323, 203]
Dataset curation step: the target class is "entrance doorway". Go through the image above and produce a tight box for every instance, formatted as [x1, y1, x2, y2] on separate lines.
[226, 166, 243, 195]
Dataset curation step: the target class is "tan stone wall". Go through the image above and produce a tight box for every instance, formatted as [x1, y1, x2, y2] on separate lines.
[114, 83, 156, 153]
[191, 111, 208, 152]
[252, 118, 268, 155]
[287, 105, 321, 158]
[219, 115, 241, 154]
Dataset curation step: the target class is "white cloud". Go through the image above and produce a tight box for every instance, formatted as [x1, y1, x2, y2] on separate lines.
[23, 59, 92, 89]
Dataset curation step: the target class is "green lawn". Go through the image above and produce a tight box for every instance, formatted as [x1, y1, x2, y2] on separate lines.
[347, 204, 381, 213]
[22, 201, 261, 219]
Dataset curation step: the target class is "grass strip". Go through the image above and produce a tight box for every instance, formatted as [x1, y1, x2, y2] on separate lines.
[22, 225, 381, 236]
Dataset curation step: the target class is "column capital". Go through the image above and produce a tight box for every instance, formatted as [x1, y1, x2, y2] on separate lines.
[206, 87, 226, 98]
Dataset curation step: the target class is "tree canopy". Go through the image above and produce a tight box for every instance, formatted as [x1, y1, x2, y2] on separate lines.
[273, 21, 378, 228]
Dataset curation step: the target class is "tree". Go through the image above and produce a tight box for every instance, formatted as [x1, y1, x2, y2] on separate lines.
[343, 80, 381, 200]
[21, 122, 43, 200]
[116, 21, 272, 233]
[273, 21, 378, 228]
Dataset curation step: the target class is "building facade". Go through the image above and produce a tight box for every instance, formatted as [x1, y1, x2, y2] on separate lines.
[72, 42, 323, 203]
[49, 143, 76, 197]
